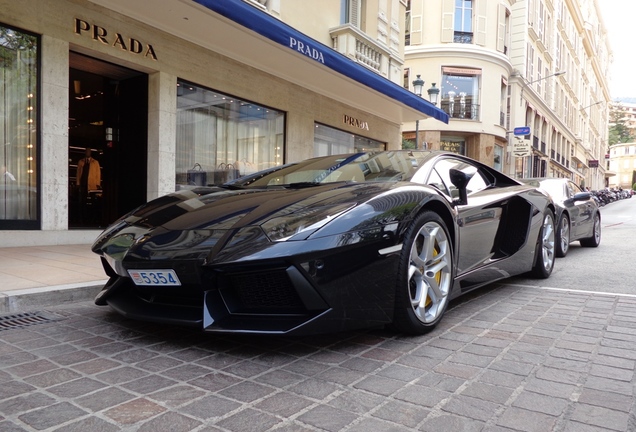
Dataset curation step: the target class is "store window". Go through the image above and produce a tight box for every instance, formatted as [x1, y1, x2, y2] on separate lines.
[440, 67, 480, 120]
[314, 123, 385, 156]
[0, 25, 38, 226]
[175, 80, 284, 188]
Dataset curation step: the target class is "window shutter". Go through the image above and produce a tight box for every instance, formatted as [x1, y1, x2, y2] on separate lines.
[441, 0, 454, 42]
[349, 0, 360, 28]
[475, 0, 487, 46]
[497, 4, 506, 52]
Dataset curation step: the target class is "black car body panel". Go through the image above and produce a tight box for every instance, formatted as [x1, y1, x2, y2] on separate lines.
[521, 177, 600, 250]
[93, 151, 554, 335]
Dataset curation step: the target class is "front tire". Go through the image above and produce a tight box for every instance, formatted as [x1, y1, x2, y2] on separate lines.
[555, 213, 570, 257]
[580, 212, 601, 247]
[392, 211, 453, 334]
[531, 209, 555, 279]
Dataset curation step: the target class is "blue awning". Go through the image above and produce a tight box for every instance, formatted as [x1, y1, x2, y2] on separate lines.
[194, 0, 448, 124]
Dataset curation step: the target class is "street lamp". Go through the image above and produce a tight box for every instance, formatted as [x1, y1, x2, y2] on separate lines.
[412, 75, 424, 149]
[427, 83, 440, 106]
[525, 70, 566, 85]
[514, 70, 567, 178]
[412, 74, 424, 97]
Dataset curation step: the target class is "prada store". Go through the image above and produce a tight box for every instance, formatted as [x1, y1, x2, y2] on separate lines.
[0, 0, 446, 246]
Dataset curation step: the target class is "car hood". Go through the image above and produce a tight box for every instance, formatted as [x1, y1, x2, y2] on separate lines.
[92, 182, 406, 265]
[133, 183, 396, 230]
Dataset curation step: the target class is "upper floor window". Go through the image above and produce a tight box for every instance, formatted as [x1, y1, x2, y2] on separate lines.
[440, 67, 481, 120]
[405, 0, 411, 46]
[343, 0, 366, 30]
[454, 0, 473, 43]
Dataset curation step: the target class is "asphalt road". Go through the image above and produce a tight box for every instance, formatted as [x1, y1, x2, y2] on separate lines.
[507, 195, 636, 295]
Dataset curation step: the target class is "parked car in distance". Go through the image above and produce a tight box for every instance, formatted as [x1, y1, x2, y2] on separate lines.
[521, 178, 601, 257]
[92, 151, 557, 336]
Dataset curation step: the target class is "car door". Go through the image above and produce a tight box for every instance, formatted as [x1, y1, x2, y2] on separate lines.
[425, 158, 503, 277]
[566, 181, 594, 238]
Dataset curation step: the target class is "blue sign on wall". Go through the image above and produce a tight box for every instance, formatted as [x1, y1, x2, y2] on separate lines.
[514, 126, 530, 135]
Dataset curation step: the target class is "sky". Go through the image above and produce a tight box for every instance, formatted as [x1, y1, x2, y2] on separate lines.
[598, 1, 635, 100]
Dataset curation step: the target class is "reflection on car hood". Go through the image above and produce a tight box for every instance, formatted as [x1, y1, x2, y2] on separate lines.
[131, 183, 392, 231]
[92, 182, 402, 266]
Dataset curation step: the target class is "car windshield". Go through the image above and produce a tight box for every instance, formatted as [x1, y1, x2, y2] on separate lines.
[521, 179, 565, 200]
[538, 181, 566, 199]
[228, 151, 431, 188]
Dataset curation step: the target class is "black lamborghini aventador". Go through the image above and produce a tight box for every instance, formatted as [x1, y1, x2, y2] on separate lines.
[92, 151, 556, 335]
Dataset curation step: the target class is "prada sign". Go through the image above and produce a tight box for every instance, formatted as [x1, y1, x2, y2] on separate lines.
[74, 18, 158, 61]
[343, 114, 369, 131]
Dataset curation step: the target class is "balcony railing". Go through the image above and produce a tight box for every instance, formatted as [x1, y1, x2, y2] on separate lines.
[440, 101, 480, 120]
[454, 31, 473, 44]
[330, 24, 401, 82]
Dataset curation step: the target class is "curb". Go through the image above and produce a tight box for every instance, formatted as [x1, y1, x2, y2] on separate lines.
[0, 281, 107, 314]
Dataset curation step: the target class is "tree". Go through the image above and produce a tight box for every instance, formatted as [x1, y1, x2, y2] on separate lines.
[402, 138, 416, 149]
[608, 103, 635, 145]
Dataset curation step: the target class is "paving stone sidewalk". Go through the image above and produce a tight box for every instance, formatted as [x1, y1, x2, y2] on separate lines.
[0, 283, 635, 431]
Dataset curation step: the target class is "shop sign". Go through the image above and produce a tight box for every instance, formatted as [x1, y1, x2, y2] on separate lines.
[440, 141, 463, 154]
[289, 37, 325, 63]
[343, 114, 369, 131]
[74, 18, 158, 60]
[511, 136, 532, 157]
[588, 159, 599, 168]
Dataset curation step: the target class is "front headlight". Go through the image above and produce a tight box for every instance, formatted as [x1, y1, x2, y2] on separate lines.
[261, 203, 356, 241]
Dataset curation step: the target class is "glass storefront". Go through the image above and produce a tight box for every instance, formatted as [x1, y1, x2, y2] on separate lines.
[175, 80, 285, 188]
[314, 123, 385, 156]
[0, 24, 38, 226]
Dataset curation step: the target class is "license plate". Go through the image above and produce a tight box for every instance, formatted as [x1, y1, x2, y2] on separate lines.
[128, 269, 181, 286]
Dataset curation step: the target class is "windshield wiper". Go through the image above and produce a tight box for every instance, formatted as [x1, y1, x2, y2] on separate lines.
[217, 184, 245, 190]
[285, 182, 323, 189]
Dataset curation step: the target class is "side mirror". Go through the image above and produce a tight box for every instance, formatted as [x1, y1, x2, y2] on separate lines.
[449, 168, 474, 206]
[572, 191, 592, 201]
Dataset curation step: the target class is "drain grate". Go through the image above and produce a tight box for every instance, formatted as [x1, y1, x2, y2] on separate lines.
[0, 311, 64, 331]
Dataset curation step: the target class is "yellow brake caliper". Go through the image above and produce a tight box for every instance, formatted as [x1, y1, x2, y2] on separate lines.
[425, 243, 440, 308]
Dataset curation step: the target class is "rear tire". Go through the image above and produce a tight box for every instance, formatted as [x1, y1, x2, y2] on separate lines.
[392, 211, 454, 334]
[555, 214, 570, 258]
[580, 212, 601, 247]
[531, 209, 555, 279]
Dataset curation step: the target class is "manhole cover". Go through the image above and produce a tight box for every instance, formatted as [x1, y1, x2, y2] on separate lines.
[0, 311, 64, 331]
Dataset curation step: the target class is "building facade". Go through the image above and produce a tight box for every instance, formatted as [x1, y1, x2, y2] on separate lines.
[608, 142, 636, 190]
[402, 0, 611, 189]
[0, 0, 446, 246]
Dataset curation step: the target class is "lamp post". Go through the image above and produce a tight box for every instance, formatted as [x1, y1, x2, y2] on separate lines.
[412, 75, 424, 149]
[515, 70, 566, 178]
[427, 83, 440, 106]
[580, 101, 604, 189]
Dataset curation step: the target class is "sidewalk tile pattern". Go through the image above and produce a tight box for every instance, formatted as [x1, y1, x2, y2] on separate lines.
[1, 284, 635, 431]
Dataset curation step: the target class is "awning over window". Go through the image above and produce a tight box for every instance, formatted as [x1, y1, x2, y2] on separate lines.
[194, 0, 448, 124]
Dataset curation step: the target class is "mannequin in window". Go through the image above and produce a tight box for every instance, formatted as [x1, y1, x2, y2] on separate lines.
[76, 148, 101, 223]
[1, 165, 17, 219]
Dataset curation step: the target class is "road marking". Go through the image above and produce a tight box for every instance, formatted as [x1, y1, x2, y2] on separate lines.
[604, 222, 624, 228]
[507, 283, 636, 298]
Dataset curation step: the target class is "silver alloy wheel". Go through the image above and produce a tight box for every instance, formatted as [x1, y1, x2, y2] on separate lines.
[408, 221, 452, 324]
[559, 215, 569, 255]
[593, 214, 601, 243]
[540, 213, 556, 272]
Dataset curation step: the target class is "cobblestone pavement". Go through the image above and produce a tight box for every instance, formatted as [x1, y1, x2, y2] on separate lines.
[1, 283, 635, 432]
